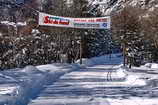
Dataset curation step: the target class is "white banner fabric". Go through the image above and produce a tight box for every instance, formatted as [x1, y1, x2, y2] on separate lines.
[39, 12, 110, 29]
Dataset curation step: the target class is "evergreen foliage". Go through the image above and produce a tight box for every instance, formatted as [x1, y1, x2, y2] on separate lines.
[0, 0, 113, 69]
[1, 0, 158, 69]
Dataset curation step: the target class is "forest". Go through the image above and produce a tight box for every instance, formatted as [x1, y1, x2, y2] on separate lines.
[0, 0, 158, 69]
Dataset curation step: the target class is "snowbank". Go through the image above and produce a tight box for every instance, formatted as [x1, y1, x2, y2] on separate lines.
[0, 63, 81, 105]
[143, 63, 158, 69]
[151, 63, 158, 69]
[138, 63, 158, 71]
[8, 63, 81, 105]
[21, 65, 43, 74]
[77, 53, 123, 66]
[0, 73, 19, 105]
[107, 66, 146, 87]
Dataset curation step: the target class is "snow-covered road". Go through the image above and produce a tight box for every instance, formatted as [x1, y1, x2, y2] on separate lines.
[28, 65, 113, 105]
[1, 54, 158, 105]
[28, 64, 158, 105]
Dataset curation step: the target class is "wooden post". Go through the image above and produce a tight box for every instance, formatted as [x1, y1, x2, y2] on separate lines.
[80, 34, 82, 64]
[123, 42, 126, 66]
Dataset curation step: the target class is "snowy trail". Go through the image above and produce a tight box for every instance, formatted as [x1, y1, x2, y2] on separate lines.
[11, 64, 81, 105]
[1, 54, 158, 105]
[0, 64, 80, 105]
[28, 65, 113, 105]
[28, 64, 158, 105]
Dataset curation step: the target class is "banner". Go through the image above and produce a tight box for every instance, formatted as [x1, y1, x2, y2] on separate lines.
[39, 12, 73, 28]
[73, 17, 110, 29]
[39, 12, 110, 29]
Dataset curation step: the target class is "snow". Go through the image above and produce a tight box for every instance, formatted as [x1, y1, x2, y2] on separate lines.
[77, 53, 123, 66]
[106, 98, 158, 105]
[36, 64, 59, 72]
[16, 22, 27, 26]
[21, 65, 42, 73]
[0, 86, 17, 95]
[69, 70, 146, 88]
[0, 63, 80, 105]
[144, 63, 152, 68]
[32, 29, 40, 34]
[0, 21, 26, 27]
[115, 68, 127, 79]
[151, 63, 158, 69]
[94, 0, 158, 15]
[0, 53, 157, 105]
[137, 63, 158, 70]
[126, 75, 146, 86]
[0, 72, 19, 104]
[1, 21, 15, 26]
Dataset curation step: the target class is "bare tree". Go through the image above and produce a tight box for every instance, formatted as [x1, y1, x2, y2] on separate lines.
[141, 8, 158, 61]
[112, 6, 143, 67]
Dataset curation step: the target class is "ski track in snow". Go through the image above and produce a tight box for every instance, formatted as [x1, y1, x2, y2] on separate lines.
[28, 64, 158, 105]
[1, 54, 158, 105]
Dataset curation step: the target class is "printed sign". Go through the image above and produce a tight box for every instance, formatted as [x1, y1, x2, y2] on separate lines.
[39, 12, 110, 29]
[73, 18, 110, 29]
[39, 12, 73, 28]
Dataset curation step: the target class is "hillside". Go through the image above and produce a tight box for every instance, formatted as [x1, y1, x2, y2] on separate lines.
[94, 0, 158, 15]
